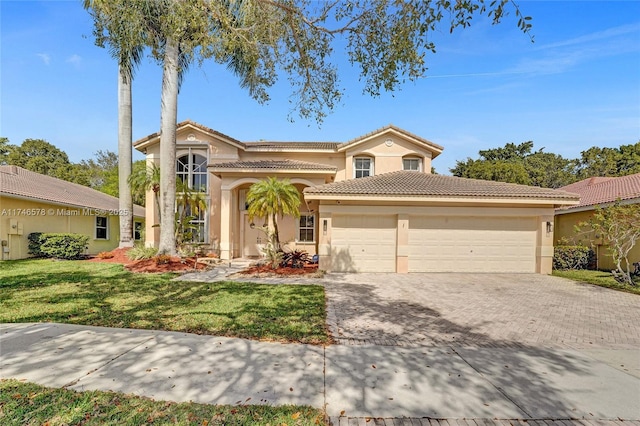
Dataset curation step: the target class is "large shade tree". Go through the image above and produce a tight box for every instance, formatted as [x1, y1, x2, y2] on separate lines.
[451, 141, 579, 188]
[85, 0, 533, 255]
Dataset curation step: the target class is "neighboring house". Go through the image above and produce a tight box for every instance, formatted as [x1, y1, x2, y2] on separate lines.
[555, 173, 640, 270]
[0, 165, 145, 260]
[134, 120, 579, 274]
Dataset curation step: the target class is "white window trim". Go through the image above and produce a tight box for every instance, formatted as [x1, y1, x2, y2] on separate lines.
[176, 151, 208, 194]
[95, 216, 109, 240]
[297, 213, 315, 243]
[353, 156, 374, 178]
[176, 202, 209, 244]
[403, 157, 422, 171]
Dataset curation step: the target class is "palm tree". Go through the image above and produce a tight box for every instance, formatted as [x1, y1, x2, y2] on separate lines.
[246, 177, 301, 252]
[84, 0, 146, 248]
[128, 163, 161, 223]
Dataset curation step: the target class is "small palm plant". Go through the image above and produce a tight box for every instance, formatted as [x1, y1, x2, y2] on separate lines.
[128, 163, 161, 217]
[246, 177, 301, 254]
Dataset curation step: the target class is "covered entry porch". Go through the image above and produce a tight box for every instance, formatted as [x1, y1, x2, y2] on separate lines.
[210, 160, 336, 261]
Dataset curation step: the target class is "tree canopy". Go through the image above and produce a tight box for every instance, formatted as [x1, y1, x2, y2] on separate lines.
[1, 137, 122, 195]
[577, 142, 640, 179]
[451, 141, 640, 188]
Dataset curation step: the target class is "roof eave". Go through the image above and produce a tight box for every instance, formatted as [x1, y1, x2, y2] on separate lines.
[303, 193, 580, 205]
[555, 196, 640, 215]
[1, 192, 146, 218]
[208, 167, 336, 174]
[244, 147, 337, 153]
[133, 122, 246, 152]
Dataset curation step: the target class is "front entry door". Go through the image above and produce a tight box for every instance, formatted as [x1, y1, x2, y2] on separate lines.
[242, 214, 266, 257]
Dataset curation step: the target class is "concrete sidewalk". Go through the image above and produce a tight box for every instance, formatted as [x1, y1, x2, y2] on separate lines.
[1, 323, 639, 424]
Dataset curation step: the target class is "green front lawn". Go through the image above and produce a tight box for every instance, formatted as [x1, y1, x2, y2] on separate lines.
[553, 269, 640, 295]
[0, 259, 328, 344]
[0, 379, 325, 426]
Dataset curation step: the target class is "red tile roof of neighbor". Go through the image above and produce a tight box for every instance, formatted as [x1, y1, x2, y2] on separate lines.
[558, 173, 640, 210]
[0, 165, 145, 217]
[304, 171, 580, 200]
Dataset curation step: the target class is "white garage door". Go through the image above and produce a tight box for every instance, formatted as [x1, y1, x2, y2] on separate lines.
[331, 215, 396, 272]
[408, 216, 537, 273]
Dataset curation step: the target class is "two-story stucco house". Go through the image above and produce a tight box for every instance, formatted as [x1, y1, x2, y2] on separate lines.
[134, 121, 579, 274]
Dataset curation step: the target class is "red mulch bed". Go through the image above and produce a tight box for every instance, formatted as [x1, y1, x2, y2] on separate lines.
[124, 257, 208, 273]
[87, 247, 208, 273]
[89, 248, 319, 275]
[238, 264, 319, 276]
[87, 247, 135, 265]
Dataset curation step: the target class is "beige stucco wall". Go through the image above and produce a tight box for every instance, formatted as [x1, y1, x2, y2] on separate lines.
[555, 210, 640, 270]
[0, 196, 141, 260]
[217, 175, 324, 260]
[343, 134, 433, 178]
[137, 125, 445, 259]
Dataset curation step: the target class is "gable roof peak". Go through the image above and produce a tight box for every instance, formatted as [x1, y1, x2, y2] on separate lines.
[339, 124, 444, 156]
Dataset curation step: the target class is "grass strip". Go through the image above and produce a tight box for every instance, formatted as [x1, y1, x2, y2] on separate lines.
[553, 269, 640, 295]
[0, 379, 326, 426]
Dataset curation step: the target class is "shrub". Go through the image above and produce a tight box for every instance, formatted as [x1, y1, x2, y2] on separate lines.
[154, 254, 172, 265]
[281, 250, 311, 268]
[39, 233, 90, 260]
[27, 232, 44, 257]
[553, 245, 595, 270]
[96, 251, 114, 259]
[127, 244, 158, 260]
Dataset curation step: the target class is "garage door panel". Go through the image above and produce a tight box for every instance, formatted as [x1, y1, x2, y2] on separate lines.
[332, 215, 396, 273]
[409, 216, 536, 273]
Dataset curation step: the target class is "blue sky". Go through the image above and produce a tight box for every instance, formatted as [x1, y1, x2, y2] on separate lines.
[1, 0, 639, 174]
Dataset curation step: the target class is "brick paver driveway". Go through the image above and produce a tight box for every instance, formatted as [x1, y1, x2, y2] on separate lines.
[324, 273, 640, 349]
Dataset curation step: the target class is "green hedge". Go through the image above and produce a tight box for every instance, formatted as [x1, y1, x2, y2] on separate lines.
[27, 232, 44, 257]
[31, 233, 90, 260]
[553, 245, 595, 270]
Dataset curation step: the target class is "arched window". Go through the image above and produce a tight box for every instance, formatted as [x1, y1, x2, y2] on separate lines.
[176, 153, 207, 192]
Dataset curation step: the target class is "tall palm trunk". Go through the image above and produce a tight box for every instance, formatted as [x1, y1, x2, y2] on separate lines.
[157, 37, 180, 255]
[118, 64, 134, 248]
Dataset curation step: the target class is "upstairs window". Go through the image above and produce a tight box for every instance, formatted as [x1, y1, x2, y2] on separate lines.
[403, 157, 422, 171]
[177, 154, 207, 192]
[354, 157, 373, 178]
